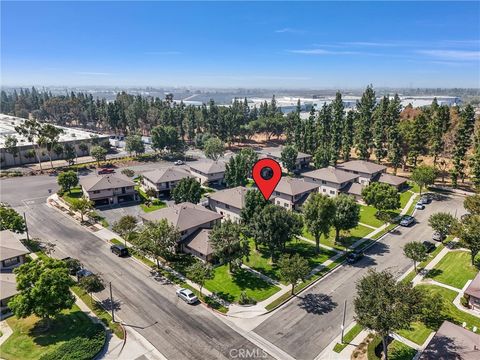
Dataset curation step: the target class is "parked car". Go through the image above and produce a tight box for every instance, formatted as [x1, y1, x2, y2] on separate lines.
[346, 250, 364, 264]
[415, 202, 425, 210]
[422, 241, 435, 253]
[176, 288, 198, 304]
[76, 268, 93, 281]
[174, 160, 184, 166]
[420, 195, 431, 204]
[400, 215, 415, 227]
[432, 231, 446, 242]
[98, 168, 115, 174]
[110, 244, 129, 257]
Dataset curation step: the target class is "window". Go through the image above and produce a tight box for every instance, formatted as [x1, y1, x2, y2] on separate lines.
[93, 190, 100, 194]
[276, 200, 280, 205]
[322, 180, 327, 185]
[323, 188, 326, 193]
[330, 190, 335, 195]
[284, 203, 288, 208]
[276, 191, 281, 196]
[225, 204, 230, 209]
[2, 256, 20, 267]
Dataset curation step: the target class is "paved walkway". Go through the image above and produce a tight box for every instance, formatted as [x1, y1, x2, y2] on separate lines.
[412, 246, 450, 286]
[0, 319, 13, 346]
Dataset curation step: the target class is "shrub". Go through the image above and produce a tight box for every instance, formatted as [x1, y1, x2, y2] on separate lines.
[121, 168, 135, 177]
[461, 294, 470, 309]
[238, 291, 257, 305]
[39, 323, 105, 360]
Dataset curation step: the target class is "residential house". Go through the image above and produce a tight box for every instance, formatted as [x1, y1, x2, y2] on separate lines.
[419, 321, 480, 360]
[208, 186, 248, 222]
[0, 230, 30, 272]
[375, 173, 408, 190]
[141, 167, 191, 196]
[258, 146, 312, 171]
[336, 160, 387, 185]
[80, 174, 138, 206]
[0, 273, 18, 314]
[271, 177, 320, 210]
[464, 272, 480, 311]
[189, 160, 226, 185]
[139, 202, 222, 261]
[303, 167, 359, 197]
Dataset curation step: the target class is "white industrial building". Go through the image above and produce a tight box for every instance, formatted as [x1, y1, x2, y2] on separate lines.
[0, 114, 109, 167]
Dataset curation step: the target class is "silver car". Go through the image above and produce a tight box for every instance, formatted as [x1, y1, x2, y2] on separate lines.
[176, 288, 198, 304]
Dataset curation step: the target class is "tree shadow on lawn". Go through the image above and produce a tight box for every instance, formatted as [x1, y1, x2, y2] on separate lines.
[286, 240, 337, 268]
[30, 310, 93, 347]
[425, 268, 443, 279]
[231, 268, 275, 292]
[213, 291, 235, 303]
[297, 293, 337, 315]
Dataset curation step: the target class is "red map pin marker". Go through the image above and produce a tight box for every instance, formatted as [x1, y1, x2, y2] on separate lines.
[252, 158, 282, 200]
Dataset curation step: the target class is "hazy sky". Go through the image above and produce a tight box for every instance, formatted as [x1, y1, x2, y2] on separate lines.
[2, 1, 479, 88]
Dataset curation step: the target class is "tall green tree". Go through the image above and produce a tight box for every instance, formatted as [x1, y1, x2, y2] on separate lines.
[14, 119, 44, 170]
[186, 262, 214, 295]
[278, 254, 310, 295]
[4, 135, 19, 165]
[209, 220, 247, 272]
[330, 92, 344, 165]
[411, 165, 437, 195]
[240, 189, 269, 239]
[79, 273, 105, 302]
[403, 242, 427, 273]
[355, 85, 376, 160]
[9, 258, 75, 329]
[38, 124, 64, 169]
[57, 171, 79, 194]
[125, 134, 145, 156]
[372, 96, 389, 163]
[386, 94, 403, 174]
[0, 204, 26, 233]
[303, 193, 336, 253]
[456, 215, 480, 265]
[331, 194, 360, 244]
[354, 269, 423, 360]
[428, 212, 456, 241]
[70, 197, 93, 222]
[464, 194, 480, 215]
[469, 128, 480, 189]
[90, 146, 107, 167]
[451, 105, 476, 187]
[151, 125, 182, 154]
[171, 177, 202, 204]
[112, 215, 138, 246]
[136, 219, 180, 268]
[204, 137, 225, 161]
[342, 111, 355, 161]
[251, 205, 303, 260]
[361, 182, 400, 215]
[280, 145, 298, 173]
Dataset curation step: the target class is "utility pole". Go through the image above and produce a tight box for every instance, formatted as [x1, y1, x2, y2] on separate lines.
[23, 212, 30, 241]
[109, 282, 115, 322]
[341, 299, 347, 344]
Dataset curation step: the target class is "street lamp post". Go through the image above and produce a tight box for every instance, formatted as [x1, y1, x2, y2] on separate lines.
[23, 212, 30, 241]
[341, 299, 347, 344]
[109, 282, 115, 322]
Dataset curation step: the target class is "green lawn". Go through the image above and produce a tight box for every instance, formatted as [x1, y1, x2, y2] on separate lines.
[359, 205, 385, 228]
[135, 185, 167, 213]
[426, 251, 478, 289]
[204, 264, 281, 303]
[333, 323, 363, 353]
[0, 305, 105, 360]
[399, 190, 414, 209]
[302, 224, 373, 250]
[244, 238, 337, 281]
[401, 244, 445, 284]
[61, 187, 83, 205]
[399, 284, 480, 345]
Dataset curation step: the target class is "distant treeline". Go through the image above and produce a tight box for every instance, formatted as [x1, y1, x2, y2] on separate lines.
[1, 86, 479, 186]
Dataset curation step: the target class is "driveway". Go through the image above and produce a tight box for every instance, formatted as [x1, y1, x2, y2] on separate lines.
[253, 193, 467, 360]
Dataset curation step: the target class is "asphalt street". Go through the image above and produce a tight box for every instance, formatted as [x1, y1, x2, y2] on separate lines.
[1, 175, 273, 360]
[253, 192, 467, 360]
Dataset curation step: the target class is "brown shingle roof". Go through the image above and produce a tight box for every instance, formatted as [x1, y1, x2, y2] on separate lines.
[189, 160, 226, 175]
[259, 146, 312, 160]
[183, 229, 213, 257]
[465, 272, 480, 299]
[303, 167, 359, 184]
[139, 202, 222, 232]
[208, 186, 248, 209]
[80, 174, 135, 192]
[0, 273, 18, 300]
[420, 321, 480, 360]
[142, 167, 191, 184]
[342, 182, 364, 196]
[337, 160, 387, 174]
[0, 230, 30, 262]
[274, 177, 319, 196]
[376, 173, 408, 187]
